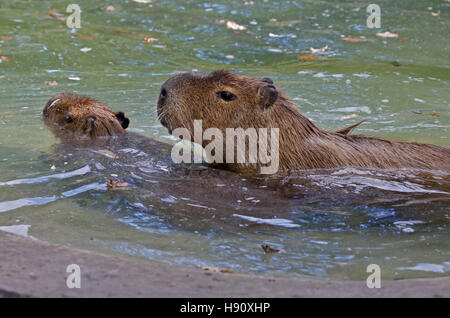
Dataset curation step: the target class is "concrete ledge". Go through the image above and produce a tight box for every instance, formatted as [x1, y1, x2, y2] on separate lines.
[0, 230, 448, 298]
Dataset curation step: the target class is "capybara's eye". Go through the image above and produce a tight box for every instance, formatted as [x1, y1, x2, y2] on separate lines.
[216, 91, 237, 102]
[64, 115, 73, 124]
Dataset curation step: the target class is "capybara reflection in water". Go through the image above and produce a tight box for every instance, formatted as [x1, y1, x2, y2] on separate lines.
[157, 70, 450, 174]
[43, 93, 129, 139]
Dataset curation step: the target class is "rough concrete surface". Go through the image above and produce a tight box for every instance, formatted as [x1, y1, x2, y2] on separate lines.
[0, 230, 449, 298]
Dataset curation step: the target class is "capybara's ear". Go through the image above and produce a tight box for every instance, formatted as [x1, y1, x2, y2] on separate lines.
[261, 77, 274, 84]
[258, 84, 278, 109]
[43, 96, 61, 118]
[115, 112, 130, 129]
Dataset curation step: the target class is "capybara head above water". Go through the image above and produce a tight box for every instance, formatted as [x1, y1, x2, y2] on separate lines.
[157, 70, 280, 135]
[158, 70, 450, 174]
[43, 93, 129, 139]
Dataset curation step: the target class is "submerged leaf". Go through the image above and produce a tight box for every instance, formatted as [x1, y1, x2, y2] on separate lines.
[341, 37, 367, 42]
[262, 244, 280, 254]
[297, 54, 318, 60]
[75, 34, 97, 40]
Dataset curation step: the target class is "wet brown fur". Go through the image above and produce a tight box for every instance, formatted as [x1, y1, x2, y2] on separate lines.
[157, 70, 450, 174]
[43, 93, 129, 139]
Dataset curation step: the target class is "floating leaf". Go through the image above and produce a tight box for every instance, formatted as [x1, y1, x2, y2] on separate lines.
[0, 114, 15, 119]
[107, 177, 131, 189]
[340, 114, 360, 120]
[341, 37, 367, 42]
[49, 12, 65, 21]
[0, 36, 12, 41]
[429, 112, 439, 117]
[261, 244, 280, 254]
[143, 36, 158, 43]
[431, 10, 440, 16]
[0, 75, 7, 79]
[297, 54, 318, 60]
[376, 31, 398, 38]
[310, 45, 328, 53]
[398, 37, 408, 41]
[224, 20, 247, 31]
[75, 34, 97, 40]
[45, 81, 58, 86]
[105, 6, 115, 12]
[92, 149, 118, 159]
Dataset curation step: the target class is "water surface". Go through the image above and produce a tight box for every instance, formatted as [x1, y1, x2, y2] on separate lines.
[0, 0, 449, 280]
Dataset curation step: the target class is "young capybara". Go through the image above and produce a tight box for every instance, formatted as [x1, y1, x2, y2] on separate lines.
[157, 70, 450, 174]
[43, 93, 129, 139]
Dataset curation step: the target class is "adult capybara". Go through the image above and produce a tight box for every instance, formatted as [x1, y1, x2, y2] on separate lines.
[43, 93, 129, 138]
[157, 70, 450, 174]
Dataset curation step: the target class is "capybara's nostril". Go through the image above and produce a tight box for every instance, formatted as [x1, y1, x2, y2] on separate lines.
[160, 88, 167, 99]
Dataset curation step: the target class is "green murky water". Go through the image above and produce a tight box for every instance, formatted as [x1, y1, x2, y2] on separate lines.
[0, 0, 449, 280]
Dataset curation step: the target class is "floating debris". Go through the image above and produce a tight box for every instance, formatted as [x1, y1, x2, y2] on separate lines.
[219, 20, 247, 31]
[431, 10, 440, 16]
[143, 36, 158, 43]
[376, 31, 398, 38]
[297, 54, 318, 60]
[340, 114, 360, 120]
[0, 56, 12, 62]
[341, 37, 367, 42]
[261, 244, 280, 254]
[310, 45, 328, 53]
[107, 177, 131, 190]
